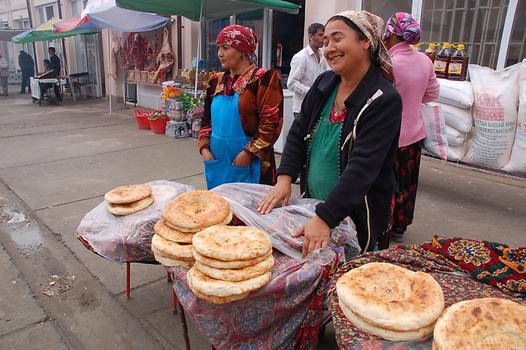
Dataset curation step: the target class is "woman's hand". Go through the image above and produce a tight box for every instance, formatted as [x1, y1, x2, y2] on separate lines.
[292, 215, 330, 258]
[233, 151, 252, 167]
[258, 175, 292, 214]
[201, 148, 214, 161]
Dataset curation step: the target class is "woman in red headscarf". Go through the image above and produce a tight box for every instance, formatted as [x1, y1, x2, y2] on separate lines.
[198, 25, 284, 189]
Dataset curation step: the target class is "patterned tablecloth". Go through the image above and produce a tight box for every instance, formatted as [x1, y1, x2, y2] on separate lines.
[172, 248, 341, 350]
[328, 236, 526, 350]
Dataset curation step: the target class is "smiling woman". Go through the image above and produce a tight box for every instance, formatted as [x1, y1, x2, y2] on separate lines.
[259, 11, 402, 257]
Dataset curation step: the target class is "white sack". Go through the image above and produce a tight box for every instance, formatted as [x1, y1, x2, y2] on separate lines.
[463, 64, 520, 169]
[436, 78, 474, 109]
[447, 144, 468, 162]
[446, 125, 468, 146]
[422, 103, 448, 160]
[503, 59, 526, 173]
[442, 103, 473, 133]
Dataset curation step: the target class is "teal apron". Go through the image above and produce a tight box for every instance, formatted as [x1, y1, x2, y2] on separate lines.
[204, 93, 260, 189]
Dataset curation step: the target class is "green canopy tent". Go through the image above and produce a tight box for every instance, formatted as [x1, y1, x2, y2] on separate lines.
[116, 0, 300, 95]
[11, 18, 99, 44]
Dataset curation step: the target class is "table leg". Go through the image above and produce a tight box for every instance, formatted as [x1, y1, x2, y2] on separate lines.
[126, 262, 131, 300]
[178, 300, 191, 350]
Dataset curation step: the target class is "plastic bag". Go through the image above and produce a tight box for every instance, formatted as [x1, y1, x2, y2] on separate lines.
[76, 180, 194, 263]
[212, 183, 360, 262]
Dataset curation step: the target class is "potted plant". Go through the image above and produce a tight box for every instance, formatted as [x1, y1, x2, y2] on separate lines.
[148, 111, 168, 134]
[133, 109, 151, 130]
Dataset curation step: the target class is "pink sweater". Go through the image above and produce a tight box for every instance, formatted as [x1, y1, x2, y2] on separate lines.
[390, 42, 440, 147]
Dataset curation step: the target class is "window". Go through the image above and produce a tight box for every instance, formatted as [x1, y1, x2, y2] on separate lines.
[362, 0, 412, 21]
[38, 4, 57, 24]
[205, 17, 230, 71]
[15, 19, 30, 29]
[505, 0, 526, 67]
[1, 21, 8, 30]
[420, 0, 509, 68]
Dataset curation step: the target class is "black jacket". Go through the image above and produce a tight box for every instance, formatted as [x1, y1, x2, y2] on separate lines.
[18, 52, 34, 73]
[277, 65, 402, 252]
[50, 54, 61, 77]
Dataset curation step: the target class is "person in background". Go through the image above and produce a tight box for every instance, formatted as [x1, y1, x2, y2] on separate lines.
[0, 53, 8, 96]
[198, 25, 283, 190]
[18, 50, 35, 94]
[46, 47, 62, 102]
[259, 11, 402, 257]
[382, 12, 439, 243]
[287, 23, 329, 119]
[37, 59, 62, 101]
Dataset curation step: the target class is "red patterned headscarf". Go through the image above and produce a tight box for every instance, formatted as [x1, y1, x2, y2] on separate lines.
[216, 25, 258, 55]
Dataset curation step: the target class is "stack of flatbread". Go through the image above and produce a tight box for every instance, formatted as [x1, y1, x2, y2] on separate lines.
[336, 262, 444, 341]
[151, 190, 232, 268]
[187, 225, 273, 304]
[433, 298, 526, 349]
[105, 184, 154, 216]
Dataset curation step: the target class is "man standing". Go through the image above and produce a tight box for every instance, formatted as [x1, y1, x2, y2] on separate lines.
[0, 53, 8, 97]
[47, 47, 62, 101]
[18, 50, 35, 94]
[287, 23, 328, 118]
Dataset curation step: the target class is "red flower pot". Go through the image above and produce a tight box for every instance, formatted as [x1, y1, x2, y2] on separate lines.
[149, 117, 168, 134]
[135, 115, 151, 129]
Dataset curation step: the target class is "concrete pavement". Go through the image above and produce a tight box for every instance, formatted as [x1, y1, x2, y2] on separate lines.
[0, 92, 524, 349]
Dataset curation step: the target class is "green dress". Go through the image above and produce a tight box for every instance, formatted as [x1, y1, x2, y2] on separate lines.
[308, 86, 343, 200]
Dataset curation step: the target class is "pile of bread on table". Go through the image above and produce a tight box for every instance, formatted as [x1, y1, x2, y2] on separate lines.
[336, 262, 526, 348]
[152, 190, 273, 305]
[104, 184, 154, 216]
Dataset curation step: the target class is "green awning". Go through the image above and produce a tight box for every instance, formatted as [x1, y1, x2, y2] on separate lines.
[115, 0, 300, 21]
[12, 18, 99, 44]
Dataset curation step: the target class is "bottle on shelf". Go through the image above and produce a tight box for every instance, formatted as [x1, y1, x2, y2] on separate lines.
[434, 42, 452, 79]
[448, 44, 469, 81]
[412, 42, 425, 52]
[425, 42, 438, 62]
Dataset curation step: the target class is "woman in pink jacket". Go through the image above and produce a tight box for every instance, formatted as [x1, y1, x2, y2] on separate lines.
[382, 12, 439, 243]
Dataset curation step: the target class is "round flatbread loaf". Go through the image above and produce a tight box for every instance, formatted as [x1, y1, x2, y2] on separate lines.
[336, 262, 444, 331]
[153, 251, 194, 269]
[163, 191, 231, 230]
[187, 266, 271, 297]
[187, 275, 249, 304]
[433, 298, 526, 350]
[154, 219, 194, 244]
[107, 195, 154, 216]
[339, 300, 434, 341]
[151, 234, 193, 260]
[105, 184, 152, 204]
[193, 250, 273, 269]
[164, 211, 232, 233]
[195, 255, 274, 282]
[193, 225, 272, 262]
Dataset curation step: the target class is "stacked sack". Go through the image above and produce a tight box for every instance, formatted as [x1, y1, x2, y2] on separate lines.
[336, 262, 444, 341]
[151, 190, 232, 268]
[433, 298, 526, 349]
[422, 79, 474, 161]
[187, 225, 273, 304]
[105, 184, 154, 216]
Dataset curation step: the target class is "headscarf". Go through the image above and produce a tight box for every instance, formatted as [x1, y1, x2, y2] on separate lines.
[216, 24, 258, 61]
[332, 10, 393, 81]
[385, 12, 421, 45]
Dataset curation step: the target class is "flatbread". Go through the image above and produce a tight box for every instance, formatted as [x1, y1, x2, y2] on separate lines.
[187, 275, 249, 304]
[163, 190, 231, 230]
[153, 251, 194, 269]
[105, 184, 152, 204]
[192, 225, 272, 262]
[187, 266, 271, 297]
[106, 195, 154, 216]
[336, 262, 444, 331]
[433, 298, 526, 350]
[193, 250, 273, 269]
[151, 234, 193, 260]
[339, 300, 434, 341]
[164, 211, 232, 233]
[195, 255, 274, 282]
[154, 219, 194, 244]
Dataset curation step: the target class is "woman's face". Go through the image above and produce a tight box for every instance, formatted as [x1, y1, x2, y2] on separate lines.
[217, 44, 244, 71]
[323, 19, 371, 76]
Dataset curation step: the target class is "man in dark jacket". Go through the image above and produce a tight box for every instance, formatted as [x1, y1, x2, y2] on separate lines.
[18, 50, 35, 93]
[47, 47, 62, 101]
